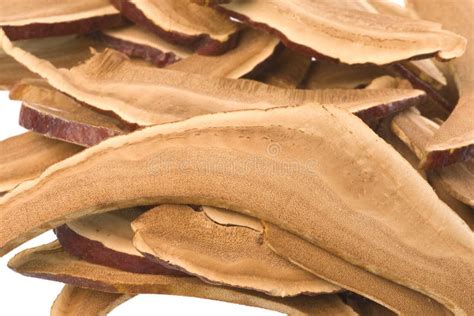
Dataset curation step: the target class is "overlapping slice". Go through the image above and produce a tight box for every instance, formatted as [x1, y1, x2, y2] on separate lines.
[51, 285, 134, 316]
[110, 0, 239, 55]
[0, 132, 81, 193]
[205, 0, 466, 64]
[0, 41, 426, 126]
[0, 0, 123, 41]
[0, 104, 472, 314]
[10, 80, 132, 147]
[202, 206, 263, 232]
[10, 242, 355, 316]
[132, 205, 339, 296]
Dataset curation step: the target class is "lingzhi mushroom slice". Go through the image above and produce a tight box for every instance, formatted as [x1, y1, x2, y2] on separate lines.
[202, 206, 264, 232]
[10, 80, 133, 147]
[132, 204, 340, 297]
[55, 208, 185, 275]
[409, 0, 474, 168]
[0, 42, 426, 126]
[169, 28, 280, 79]
[10, 242, 355, 316]
[93, 25, 193, 67]
[0, 132, 82, 193]
[51, 285, 134, 316]
[0, 0, 124, 41]
[110, 0, 239, 56]
[201, 0, 466, 65]
[0, 104, 472, 314]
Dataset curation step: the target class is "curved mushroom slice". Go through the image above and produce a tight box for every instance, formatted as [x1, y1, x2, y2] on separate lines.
[0, 43, 426, 126]
[263, 224, 449, 315]
[51, 285, 134, 316]
[0, 104, 472, 313]
[11, 242, 355, 316]
[391, 109, 474, 207]
[208, 0, 466, 65]
[55, 208, 184, 275]
[132, 205, 340, 297]
[0, 0, 124, 41]
[0, 35, 103, 90]
[10, 80, 132, 147]
[169, 28, 280, 79]
[94, 26, 193, 67]
[365, 76, 412, 90]
[0, 132, 81, 193]
[409, 0, 474, 168]
[110, 0, 239, 56]
[202, 206, 263, 232]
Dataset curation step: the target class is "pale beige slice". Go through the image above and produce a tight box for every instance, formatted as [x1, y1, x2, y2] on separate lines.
[202, 206, 263, 232]
[51, 285, 133, 316]
[0, 132, 81, 193]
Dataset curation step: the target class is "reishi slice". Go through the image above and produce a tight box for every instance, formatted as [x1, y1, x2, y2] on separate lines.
[202, 206, 264, 232]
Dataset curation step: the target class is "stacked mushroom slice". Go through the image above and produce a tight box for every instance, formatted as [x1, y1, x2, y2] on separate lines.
[0, 0, 473, 315]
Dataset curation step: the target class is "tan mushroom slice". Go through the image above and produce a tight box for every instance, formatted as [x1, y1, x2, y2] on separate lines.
[10, 242, 355, 316]
[55, 208, 185, 275]
[0, 43, 426, 126]
[94, 26, 193, 67]
[202, 206, 263, 232]
[0, 35, 103, 90]
[51, 285, 134, 316]
[409, 0, 474, 168]
[365, 76, 412, 90]
[10, 80, 131, 147]
[0, 104, 472, 313]
[132, 205, 340, 297]
[169, 28, 280, 79]
[391, 109, 474, 207]
[256, 48, 312, 88]
[262, 224, 449, 315]
[110, 0, 239, 55]
[0, 132, 81, 193]
[0, 0, 124, 41]
[207, 0, 466, 65]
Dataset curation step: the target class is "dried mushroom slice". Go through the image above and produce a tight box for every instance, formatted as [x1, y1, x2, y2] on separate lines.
[0, 0, 123, 41]
[0, 132, 81, 193]
[55, 208, 184, 275]
[207, 0, 466, 64]
[94, 26, 193, 67]
[410, 0, 474, 168]
[10, 242, 354, 316]
[169, 28, 280, 79]
[51, 285, 134, 316]
[263, 224, 449, 315]
[10, 80, 131, 147]
[132, 205, 340, 297]
[110, 0, 239, 55]
[0, 104, 472, 314]
[202, 206, 264, 232]
[0, 44, 426, 126]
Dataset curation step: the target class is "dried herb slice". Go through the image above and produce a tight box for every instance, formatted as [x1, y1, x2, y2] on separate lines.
[0, 132, 81, 193]
[51, 285, 133, 316]
[207, 0, 466, 64]
[202, 206, 263, 232]
[110, 0, 239, 55]
[0, 0, 124, 41]
[10, 242, 355, 316]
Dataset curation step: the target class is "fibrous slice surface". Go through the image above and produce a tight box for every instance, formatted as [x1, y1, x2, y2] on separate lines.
[51, 285, 134, 316]
[132, 205, 339, 297]
[10, 242, 355, 316]
[0, 105, 472, 314]
[202, 206, 263, 232]
[0, 132, 81, 193]
[211, 0, 466, 64]
[111, 0, 239, 55]
[0, 0, 123, 40]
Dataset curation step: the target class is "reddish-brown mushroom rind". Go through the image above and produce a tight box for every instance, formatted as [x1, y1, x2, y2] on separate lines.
[55, 225, 185, 276]
[422, 145, 474, 170]
[3, 15, 125, 41]
[110, 0, 239, 56]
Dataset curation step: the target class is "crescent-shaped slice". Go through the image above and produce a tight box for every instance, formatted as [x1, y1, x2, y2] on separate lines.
[110, 0, 239, 55]
[51, 285, 134, 316]
[202, 206, 263, 232]
[10, 242, 355, 316]
[0, 0, 124, 41]
[132, 205, 340, 297]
